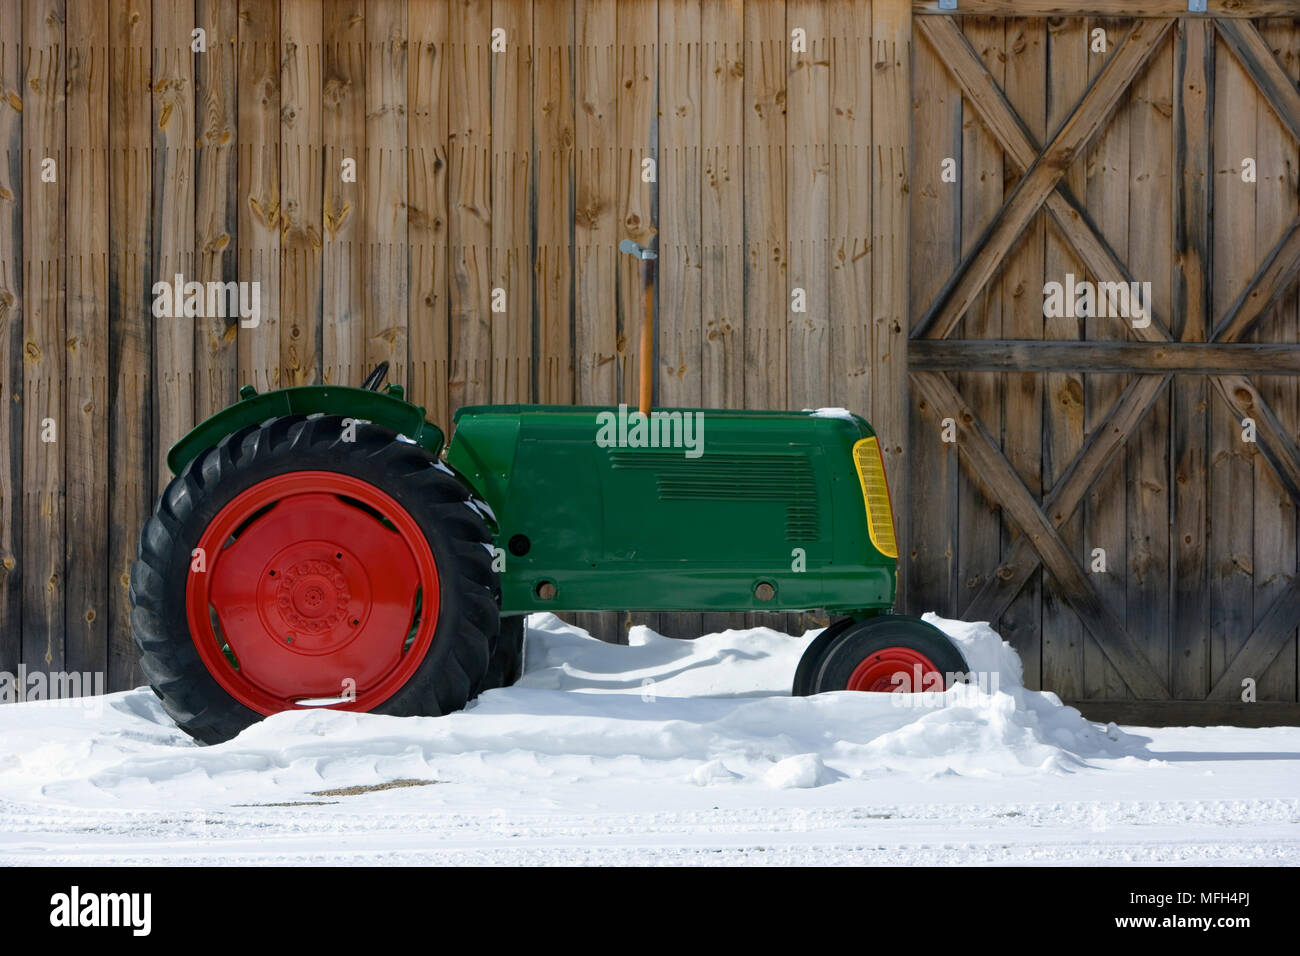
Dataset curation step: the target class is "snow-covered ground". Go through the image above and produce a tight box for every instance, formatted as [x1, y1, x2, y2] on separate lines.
[1, 613, 1298, 865]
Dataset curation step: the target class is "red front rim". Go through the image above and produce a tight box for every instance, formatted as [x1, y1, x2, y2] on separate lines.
[185, 471, 440, 716]
[846, 647, 944, 693]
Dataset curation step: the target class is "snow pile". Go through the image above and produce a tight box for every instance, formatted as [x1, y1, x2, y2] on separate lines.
[524, 610, 1138, 775]
[803, 407, 857, 421]
[0, 614, 1146, 810]
[764, 753, 839, 789]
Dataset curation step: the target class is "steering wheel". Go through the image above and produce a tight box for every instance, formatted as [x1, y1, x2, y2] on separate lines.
[360, 361, 390, 391]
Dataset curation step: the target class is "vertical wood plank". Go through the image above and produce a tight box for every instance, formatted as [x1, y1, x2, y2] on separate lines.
[1126, 29, 1173, 694]
[322, 0, 365, 387]
[871, 0, 909, 600]
[786, 0, 828, 410]
[281, 0, 323, 387]
[954, 18, 1003, 622]
[656, 0, 702, 639]
[698, 0, 745, 637]
[569, 0, 619, 642]
[237, 0, 280, 391]
[740, 0, 785, 633]
[699, 0, 742, 413]
[572, 0, 616, 410]
[1290, 19, 1299, 704]
[1170, 26, 1212, 703]
[999, 16, 1045, 687]
[151, 0, 194, 487]
[533, 0, 574, 406]
[742, 0, 785, 411]
[616, 0, 655, 405]
[1082, 18, 1131, 698]
[1250, 17, 1298, 701]
[65, 0, 108, 677]
[194, 0, 239, 420]
[1209, 28, 1257, 695]
[22, 0, 66, 674]
[657, 0, 701, 409]
[0, 0, 21, 673]
[905, 15, 960, 621]
[108, 0, 150, 690]
[617, 0, 658, 643]
[408, 0, 449, 419]
[448, 0, 491, 409]
[1041, 16, 1090, 698]
[828, 0, 870, 417]
[492, 0, 532, 404]
[365, 0, 407, 385]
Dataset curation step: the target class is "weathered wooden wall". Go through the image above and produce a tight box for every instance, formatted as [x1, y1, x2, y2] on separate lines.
[907, 9, 1300, 723]
[0, 0, 1298, 724]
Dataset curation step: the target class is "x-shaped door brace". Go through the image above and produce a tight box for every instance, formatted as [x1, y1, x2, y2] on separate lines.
[911, 17, 1300, 700]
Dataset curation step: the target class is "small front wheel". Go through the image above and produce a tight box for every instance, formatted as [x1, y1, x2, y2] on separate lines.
[792, 615, 968, 696]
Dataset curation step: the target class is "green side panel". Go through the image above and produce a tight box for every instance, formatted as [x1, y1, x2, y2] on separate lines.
[166, 385, 445, 475]
[445, 405, 897, 616]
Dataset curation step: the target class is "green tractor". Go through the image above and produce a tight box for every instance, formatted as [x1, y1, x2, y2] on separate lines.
[130, 243, 969, 744]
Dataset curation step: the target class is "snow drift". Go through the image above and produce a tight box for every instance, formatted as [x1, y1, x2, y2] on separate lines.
[0, 613, 1145, 810]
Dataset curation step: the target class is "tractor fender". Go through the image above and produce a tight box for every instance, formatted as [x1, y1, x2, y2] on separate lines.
[166, 384, 445, 476]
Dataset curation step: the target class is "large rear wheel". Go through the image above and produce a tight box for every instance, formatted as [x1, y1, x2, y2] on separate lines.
[478, 615, 526, 693]
[130, 414, 497, 744]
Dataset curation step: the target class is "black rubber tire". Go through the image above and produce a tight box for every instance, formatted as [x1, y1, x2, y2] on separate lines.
[790, 616, 857, 697]
[793, 614, 969, 695]
[479, 615, 526, 692]
[129, 413, 498, 745]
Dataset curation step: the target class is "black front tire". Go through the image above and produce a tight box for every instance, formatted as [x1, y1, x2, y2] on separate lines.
[792, 615, 969, 695]
[791, 616, 857, 697]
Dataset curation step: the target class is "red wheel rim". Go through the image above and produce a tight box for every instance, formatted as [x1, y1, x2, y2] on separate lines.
[846, 647, 944, 693]
[185, 471, 440, 716]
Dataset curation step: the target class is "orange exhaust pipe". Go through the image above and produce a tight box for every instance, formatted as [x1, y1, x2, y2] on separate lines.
[619, 238, 657, 417]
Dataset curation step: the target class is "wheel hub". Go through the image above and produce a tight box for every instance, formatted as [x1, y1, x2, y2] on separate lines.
[267, 552, 361, 647]
[186, 472, 441, 715]
[846, 646, 943, 693]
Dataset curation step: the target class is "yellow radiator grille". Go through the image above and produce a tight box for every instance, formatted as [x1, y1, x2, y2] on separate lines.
[852, 436, 898, 559]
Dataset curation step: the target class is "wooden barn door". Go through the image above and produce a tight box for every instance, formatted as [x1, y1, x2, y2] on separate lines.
[906, 13, 1300, 720]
